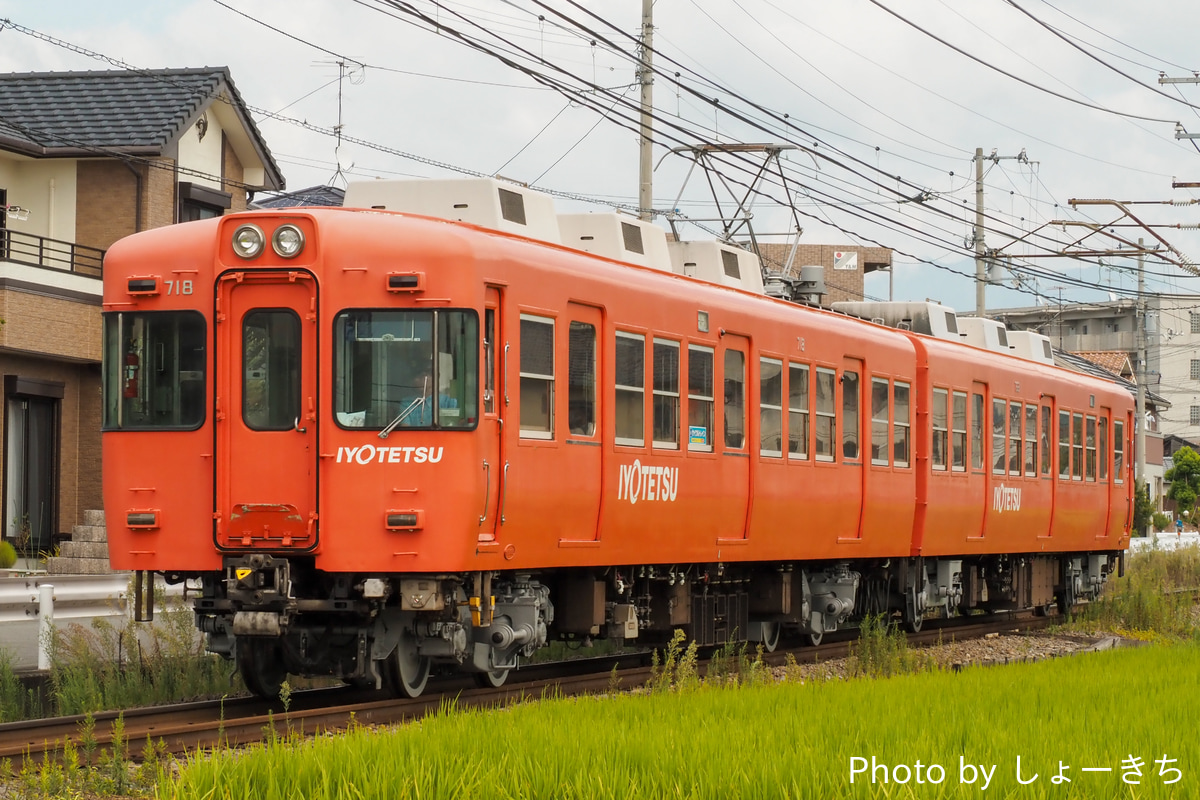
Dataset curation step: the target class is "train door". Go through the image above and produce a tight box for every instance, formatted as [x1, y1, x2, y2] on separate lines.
[479, 286, 503, 542]
[970, 380, 989, 538]
[841, 357, 864, 539]
[560, 302, 602, 540]
[214, 271, 318, 550]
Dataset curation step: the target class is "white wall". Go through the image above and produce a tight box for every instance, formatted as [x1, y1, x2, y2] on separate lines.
[0, 157, 77, 243]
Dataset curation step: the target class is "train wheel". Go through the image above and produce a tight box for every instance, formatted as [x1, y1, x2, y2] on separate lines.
[760, 622, 781, 653]
[805, 631, 823, 647]
[237, 639, 286, 700]
[473, 668, 509, 689]
[383, 631, 431, 698]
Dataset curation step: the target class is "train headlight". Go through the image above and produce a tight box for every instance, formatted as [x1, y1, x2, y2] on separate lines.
[232, 224, 266, 259]
[272, 224, 305, 258]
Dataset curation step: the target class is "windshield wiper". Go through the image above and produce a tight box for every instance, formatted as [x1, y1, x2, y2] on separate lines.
[379, 396, 426, 439]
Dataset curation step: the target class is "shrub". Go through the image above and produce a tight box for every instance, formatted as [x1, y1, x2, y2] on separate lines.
[0, 540, 15, 569]
[1152, 511, 1171, 532]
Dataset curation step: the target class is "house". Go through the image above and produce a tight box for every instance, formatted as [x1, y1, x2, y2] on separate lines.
[0, 67, 283, 566]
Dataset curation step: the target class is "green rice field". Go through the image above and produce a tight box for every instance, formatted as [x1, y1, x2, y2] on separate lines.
[160, 642, 1199, 800]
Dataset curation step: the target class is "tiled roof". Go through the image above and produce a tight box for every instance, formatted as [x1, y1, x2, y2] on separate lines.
[0, 67, 282, 187]
[1074, 350, 1133, 378]
[253, 185, 346, 209]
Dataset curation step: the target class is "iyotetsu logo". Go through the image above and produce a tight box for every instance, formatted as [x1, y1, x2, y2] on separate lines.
[617, 459, 679, 504]
[993, 484, 1021, 513]
[336, 445, 444, 464]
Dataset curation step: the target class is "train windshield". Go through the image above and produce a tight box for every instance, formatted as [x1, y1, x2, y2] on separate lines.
[334, 309, 478, 430]
[101, 311, 207, 430]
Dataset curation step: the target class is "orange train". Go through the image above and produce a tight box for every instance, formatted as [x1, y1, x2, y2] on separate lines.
[101, 179, 1132, 697]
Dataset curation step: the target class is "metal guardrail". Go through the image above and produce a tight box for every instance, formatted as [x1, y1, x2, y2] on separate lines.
[1129, 531, 1200, 553]
[0, 229, 104, 278]
[0, 572, 170, 672]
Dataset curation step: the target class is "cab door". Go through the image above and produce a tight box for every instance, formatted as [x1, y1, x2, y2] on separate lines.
[214, 271, 318, 550]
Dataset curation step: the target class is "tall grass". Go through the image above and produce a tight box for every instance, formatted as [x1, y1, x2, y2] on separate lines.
[48, 582, 235, 716]
[1077, 544, 1200, 641]
[161, 643, 1200, 800]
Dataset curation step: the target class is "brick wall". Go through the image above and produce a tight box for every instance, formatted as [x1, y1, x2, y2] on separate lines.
[75, 161, 138, 251]
[757, 243, 893, 306]
[0, 289, 101, 362]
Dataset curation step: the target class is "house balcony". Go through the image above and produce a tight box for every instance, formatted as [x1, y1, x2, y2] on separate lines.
[0, 229, 103, 363]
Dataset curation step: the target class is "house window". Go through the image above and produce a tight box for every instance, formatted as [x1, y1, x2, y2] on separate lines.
[1192, 406, 1200, 426]
[1192, 360, 1200, 381]
[615, 332, 645, 446]
[1192, 312, 1200, 334]
[179, 182, 232, 222]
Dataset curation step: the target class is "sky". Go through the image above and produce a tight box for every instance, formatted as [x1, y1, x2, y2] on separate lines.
[3, 0, 1200, 313]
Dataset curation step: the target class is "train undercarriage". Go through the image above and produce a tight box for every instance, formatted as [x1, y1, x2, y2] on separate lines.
[173, 550, 1120, 699]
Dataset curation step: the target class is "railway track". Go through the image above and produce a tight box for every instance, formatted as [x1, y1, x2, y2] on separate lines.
[0, 611, 1064, 765]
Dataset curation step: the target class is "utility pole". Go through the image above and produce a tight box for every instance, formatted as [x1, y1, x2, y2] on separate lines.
[973, 148, 1031, 315]
[1136, 238, 1148, 518]
[637, 0, 654, 221]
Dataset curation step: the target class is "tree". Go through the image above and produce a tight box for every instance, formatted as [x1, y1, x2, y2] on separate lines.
[1165, 446, 1200, 523]
[1133, 482, 1153, 537]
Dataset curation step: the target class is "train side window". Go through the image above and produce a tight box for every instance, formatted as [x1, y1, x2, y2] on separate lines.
[519, 315, 555, 439]
[841, 370, 860, 461]
[568, 321, 596, 436]
[615, 332, 645, 446]
[992, 398, 1007, 475]
[814, 367, 836, 462]
[1085, 415, 1097, 481]
[1113, 420, 1125, 482]
[1099, 417, 1109, 480]
[760, 358, 784, 458]
[724, 349, 745, 449]
[870, 377, 889, 466]
[1024, 404, 1037, 477]
[788, 362, 809, 460]
[1008, 401, 1022, 476]
[931, 388, 948, 471]
[1058, 410, 1071, 479]
[893, 381, 910, 467]
[653, 338, 680, 449]
[484, 309, 495, 415]
[971, 392, 984, 470]
[1040, 405, 1052, 475]
[951, 391, 967, 471]
[688, 345, 714, 451]
[1072, 412, 1084, 480]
